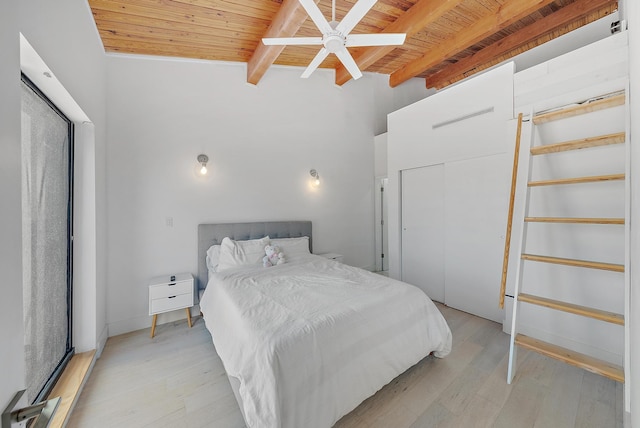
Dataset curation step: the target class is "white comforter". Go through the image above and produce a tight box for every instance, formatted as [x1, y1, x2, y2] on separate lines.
[200, 254, 452, 428]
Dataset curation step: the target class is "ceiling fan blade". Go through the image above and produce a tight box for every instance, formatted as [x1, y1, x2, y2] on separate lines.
[336, 0, 377, 35]
[345, 33, 406, 47]
[262, 37, 323, 46]
[301, 48, 330, 78]
[335, 48, 363, 80]
[298, 0, 333, 34]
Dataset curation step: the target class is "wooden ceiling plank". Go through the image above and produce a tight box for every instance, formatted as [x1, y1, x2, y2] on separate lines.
[364, 0, 412, 20]
[246, 0, 321, 85]
[94, 16, 263, 43]
[100, 35, 256, 60]
[168, 0, 281, 19]
[92, 9, 268, 39]
[98, 27, 257, 52]
[425, 0, 617, 88]
[100, 33, 253, 52]
[96, 0, 279, 21]
[90, 0, 272, 31]
[389, 0, 558, 87]
[103, 45, 254, 62]
[334, 0, 460, 86]
[312, 0, 408, 25]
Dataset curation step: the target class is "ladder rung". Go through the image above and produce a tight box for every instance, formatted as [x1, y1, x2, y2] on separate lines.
[525, 217, 624, 225]
[528, 173, 625, 187]
[533, 93, 625, 124]
[515, 334, 624, 382]
[521, 254, 624, 272]
[530, 132, 625, 155]
[518, 293, 624, 325]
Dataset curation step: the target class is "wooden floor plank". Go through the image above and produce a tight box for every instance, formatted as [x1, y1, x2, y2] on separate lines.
[441, 394, 502, 428]
[575, 373, 619, 428]
[476, 353, 515, 408]
[492, 378, 548, 428]
[409, 401, 452, 428]
[533, 359, 583, 427]
[67, 306, 622, 428]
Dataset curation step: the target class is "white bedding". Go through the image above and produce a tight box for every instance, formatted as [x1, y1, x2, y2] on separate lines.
[199, 254, 452, 428]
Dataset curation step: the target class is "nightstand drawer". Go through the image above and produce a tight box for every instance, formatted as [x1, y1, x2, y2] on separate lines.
[149, 280, 192, 299]
[150, 293, 193, 315]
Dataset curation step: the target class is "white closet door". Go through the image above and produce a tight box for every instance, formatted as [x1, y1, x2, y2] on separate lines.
[401, 165, 445, 302]
[444, 154, 508, 323]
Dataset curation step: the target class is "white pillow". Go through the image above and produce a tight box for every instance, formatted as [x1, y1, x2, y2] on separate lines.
[271, 236, 310, 255]
[217, 236, 270, 272]
[206, 244, 221, 273]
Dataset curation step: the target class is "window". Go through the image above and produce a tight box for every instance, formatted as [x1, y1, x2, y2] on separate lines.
[21, 74, 74, 404]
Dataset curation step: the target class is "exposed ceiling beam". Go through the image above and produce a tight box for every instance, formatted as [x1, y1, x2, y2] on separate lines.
[247, 0, 319, 85]
[334, 0, 459, 86]
[389, 0, 558, 87]
[425, 0, 617, 89]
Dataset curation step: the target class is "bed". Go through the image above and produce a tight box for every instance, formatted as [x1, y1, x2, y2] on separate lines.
[197, 221, 452, 428]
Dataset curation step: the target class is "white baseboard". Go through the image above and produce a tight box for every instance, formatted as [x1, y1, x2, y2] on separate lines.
[96, 324, 109, 358]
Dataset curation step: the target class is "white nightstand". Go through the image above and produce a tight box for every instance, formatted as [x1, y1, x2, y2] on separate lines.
[148, 273, 194, 338]
[317, 253, 344, 263]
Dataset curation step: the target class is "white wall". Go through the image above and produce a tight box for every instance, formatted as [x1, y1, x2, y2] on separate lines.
[0, 0, 24, 412]
[372, 75, 433, 135]
[624, 0, 640, 425]
[105, 56, 425, 335]
[374, 133, 388, 178]
[0, 0, 107, 410]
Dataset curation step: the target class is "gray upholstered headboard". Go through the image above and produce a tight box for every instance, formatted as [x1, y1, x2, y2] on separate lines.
[197, 221, 312, 294]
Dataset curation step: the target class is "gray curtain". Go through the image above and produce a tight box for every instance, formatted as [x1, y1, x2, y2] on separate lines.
[21, 80, 72, 403]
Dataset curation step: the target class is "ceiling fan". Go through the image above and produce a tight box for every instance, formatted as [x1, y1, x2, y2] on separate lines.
[262, 0, 406, 80]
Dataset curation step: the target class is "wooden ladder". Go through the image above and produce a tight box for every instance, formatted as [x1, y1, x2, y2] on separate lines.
[501, 93, 627, 384]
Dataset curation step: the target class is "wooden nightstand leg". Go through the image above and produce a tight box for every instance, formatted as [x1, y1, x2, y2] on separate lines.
[185, 308, 192, 328]
[150, 314, 157, 338]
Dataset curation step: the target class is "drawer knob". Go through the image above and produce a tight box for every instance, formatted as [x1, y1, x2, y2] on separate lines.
[168, 282, 176, 286]
[168, 295, 176, 299]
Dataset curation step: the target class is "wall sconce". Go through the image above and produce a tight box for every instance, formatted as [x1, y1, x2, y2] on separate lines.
[197, 154, 209, 175]
[310, 169, 320, 186]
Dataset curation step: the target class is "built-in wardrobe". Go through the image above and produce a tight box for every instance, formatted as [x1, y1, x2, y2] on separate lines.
[387, 63, 515, 323]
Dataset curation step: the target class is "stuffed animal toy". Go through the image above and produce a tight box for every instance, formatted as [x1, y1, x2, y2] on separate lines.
[263, 245, 285, 267]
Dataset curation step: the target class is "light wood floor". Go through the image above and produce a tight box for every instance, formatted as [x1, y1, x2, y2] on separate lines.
[67, 304, 623, 428]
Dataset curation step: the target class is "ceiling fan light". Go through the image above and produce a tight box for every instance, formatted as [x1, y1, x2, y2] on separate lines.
[324, 34, 345, 53]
